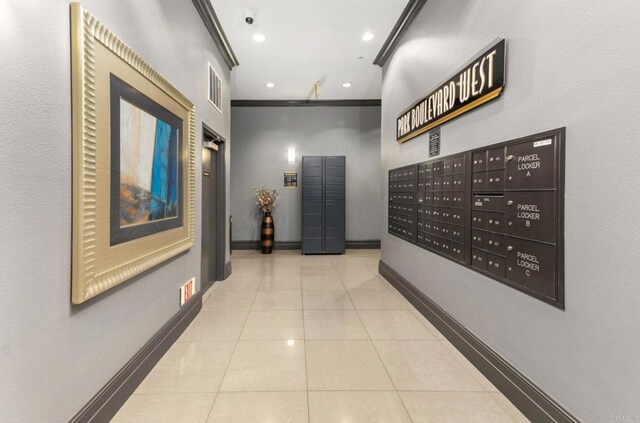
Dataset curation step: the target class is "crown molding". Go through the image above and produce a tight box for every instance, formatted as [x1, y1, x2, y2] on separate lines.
[231, 99, 381, 107]
[374, 0, 428, 67]
[191, 0, 239, 69]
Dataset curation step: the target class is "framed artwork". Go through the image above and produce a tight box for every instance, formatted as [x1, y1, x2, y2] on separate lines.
[71, 3, 195, 304]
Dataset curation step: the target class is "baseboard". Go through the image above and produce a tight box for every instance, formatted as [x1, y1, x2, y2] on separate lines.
[346, 240, 381, 249]
[231, 240, 381, 250]
[224, 261, 232, 279]
[69, 291, 203, 423]
[378, 260, 580, 423]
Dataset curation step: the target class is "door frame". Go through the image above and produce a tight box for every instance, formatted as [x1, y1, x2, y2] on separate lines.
[201, 122, 227, 291]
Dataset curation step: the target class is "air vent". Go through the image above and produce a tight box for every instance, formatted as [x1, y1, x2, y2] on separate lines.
[208, 63, 222, 112]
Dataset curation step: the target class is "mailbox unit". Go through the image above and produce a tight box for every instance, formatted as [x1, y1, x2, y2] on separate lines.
[388, 128, 565, 308]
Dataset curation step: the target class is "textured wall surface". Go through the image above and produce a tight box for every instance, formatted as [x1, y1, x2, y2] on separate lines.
[380, 1, 640, 421]
[0, 1, 230, 421]
[230, 106, 382, 242]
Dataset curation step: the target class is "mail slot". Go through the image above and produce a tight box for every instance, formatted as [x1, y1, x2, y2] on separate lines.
[442, 175, 453, 190]
[453, 174, 465, 191]
[505, 191, 557, 244]
[505, 237, 557, 299]
[440, 238, 452, 255]
[506, 138, 556, 190]
[444, 209, 455, 224]
[433, 176, 442, 191]
[472, 151, 487, 172]
[452, 192, 465, 207]
[472, 230, 485, 249]
[453, 155, 465, 174]
[449, 225, 464, 243]
[440, 222, 451, 237]
[487, 147, 505, 170]
[487, 253, 506, 278]
[484, 231, 506, 256]
[472, 195, 504, 212]
[486, 211, 506, 233]
[451, 242, 464, 261]
[472, 172, 486, 191]
[471, 248, 487, 270]
[472, 210, 487, 230]
[443, 158, 454, 175]
[450, 210, 464, 226]
[441, 191, 453, 207]
[486, 169, 505, 191]
[432, 161, 443, 176]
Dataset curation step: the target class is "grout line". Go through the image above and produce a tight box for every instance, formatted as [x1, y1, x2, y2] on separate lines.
[346, 255, 417, 423]
[204, 262, 260, 421]
[300, 257, 312, 423]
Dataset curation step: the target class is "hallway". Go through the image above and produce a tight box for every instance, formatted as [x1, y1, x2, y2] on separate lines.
[113, 250, 529, 422]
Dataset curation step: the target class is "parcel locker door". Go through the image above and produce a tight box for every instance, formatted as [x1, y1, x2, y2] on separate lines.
[505, 238, 557, 299]
[505, 191, 557, 244]
[505, 137, 556, 190]
[324, 156, 346, 253]
[302, 157, 324, 253]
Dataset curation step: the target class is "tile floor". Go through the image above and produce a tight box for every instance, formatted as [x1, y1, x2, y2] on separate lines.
[112, 249, 530, 423]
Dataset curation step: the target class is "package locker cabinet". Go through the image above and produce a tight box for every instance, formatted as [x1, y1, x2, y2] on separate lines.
[302, 156, 346, 254]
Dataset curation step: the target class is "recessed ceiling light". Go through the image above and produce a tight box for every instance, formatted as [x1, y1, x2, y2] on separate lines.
[342, 82, 352, 88]
[265, 82, 275, 88]
[362, 32, 374, 41]
[253, 33, 266, 42]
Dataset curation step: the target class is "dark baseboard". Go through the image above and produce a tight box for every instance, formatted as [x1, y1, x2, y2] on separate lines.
[224, 261, 232, 279]
[346, 240, 381, 249]
[378, 260, 580, 423]
[69, 291, 203, 423]
[232, 240, 381, 251]
[232, 240, 300, 250]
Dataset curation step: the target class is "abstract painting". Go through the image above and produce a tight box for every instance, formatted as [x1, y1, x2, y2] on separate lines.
[109, 74, 184, 246]
[119, 99, 179, 227]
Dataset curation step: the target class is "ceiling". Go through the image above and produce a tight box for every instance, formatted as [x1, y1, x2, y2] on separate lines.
[209, 0, 408, 100]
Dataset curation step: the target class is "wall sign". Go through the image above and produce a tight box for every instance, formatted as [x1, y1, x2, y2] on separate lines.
[429, 127, 441, 157]
[284, 171, 298, 188]
[396, 38, 506, 144]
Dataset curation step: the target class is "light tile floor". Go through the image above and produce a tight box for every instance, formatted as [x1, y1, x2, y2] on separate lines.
[112, 249, 530, 423]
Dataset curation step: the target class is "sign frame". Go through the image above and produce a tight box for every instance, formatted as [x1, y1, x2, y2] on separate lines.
[396, 38, 506, 144]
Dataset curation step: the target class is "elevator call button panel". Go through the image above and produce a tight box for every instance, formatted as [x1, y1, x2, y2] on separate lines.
[388, 128, 565, 308]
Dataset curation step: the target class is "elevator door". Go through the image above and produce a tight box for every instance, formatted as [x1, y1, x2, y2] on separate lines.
[201, 146, 217, 288]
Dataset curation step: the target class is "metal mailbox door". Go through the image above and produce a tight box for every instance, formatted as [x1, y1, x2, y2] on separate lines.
[505, 138, 556, 190]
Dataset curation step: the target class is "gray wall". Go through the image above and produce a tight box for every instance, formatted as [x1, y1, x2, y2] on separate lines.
[0, 1, 230, 421]
[381, 1, 640, 421]
[231, 106, 382, 243]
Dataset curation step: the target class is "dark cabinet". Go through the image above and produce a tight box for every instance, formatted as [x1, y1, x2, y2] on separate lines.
[302, 156, 346, 254]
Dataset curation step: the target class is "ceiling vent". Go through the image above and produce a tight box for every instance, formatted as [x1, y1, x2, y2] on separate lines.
[208, 63, 222, 113]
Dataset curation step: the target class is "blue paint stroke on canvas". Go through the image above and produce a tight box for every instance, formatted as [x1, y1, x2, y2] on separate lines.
[119, 99, 179, 227]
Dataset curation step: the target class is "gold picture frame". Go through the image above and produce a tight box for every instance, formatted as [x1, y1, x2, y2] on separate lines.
[71, 3, 195, 304]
